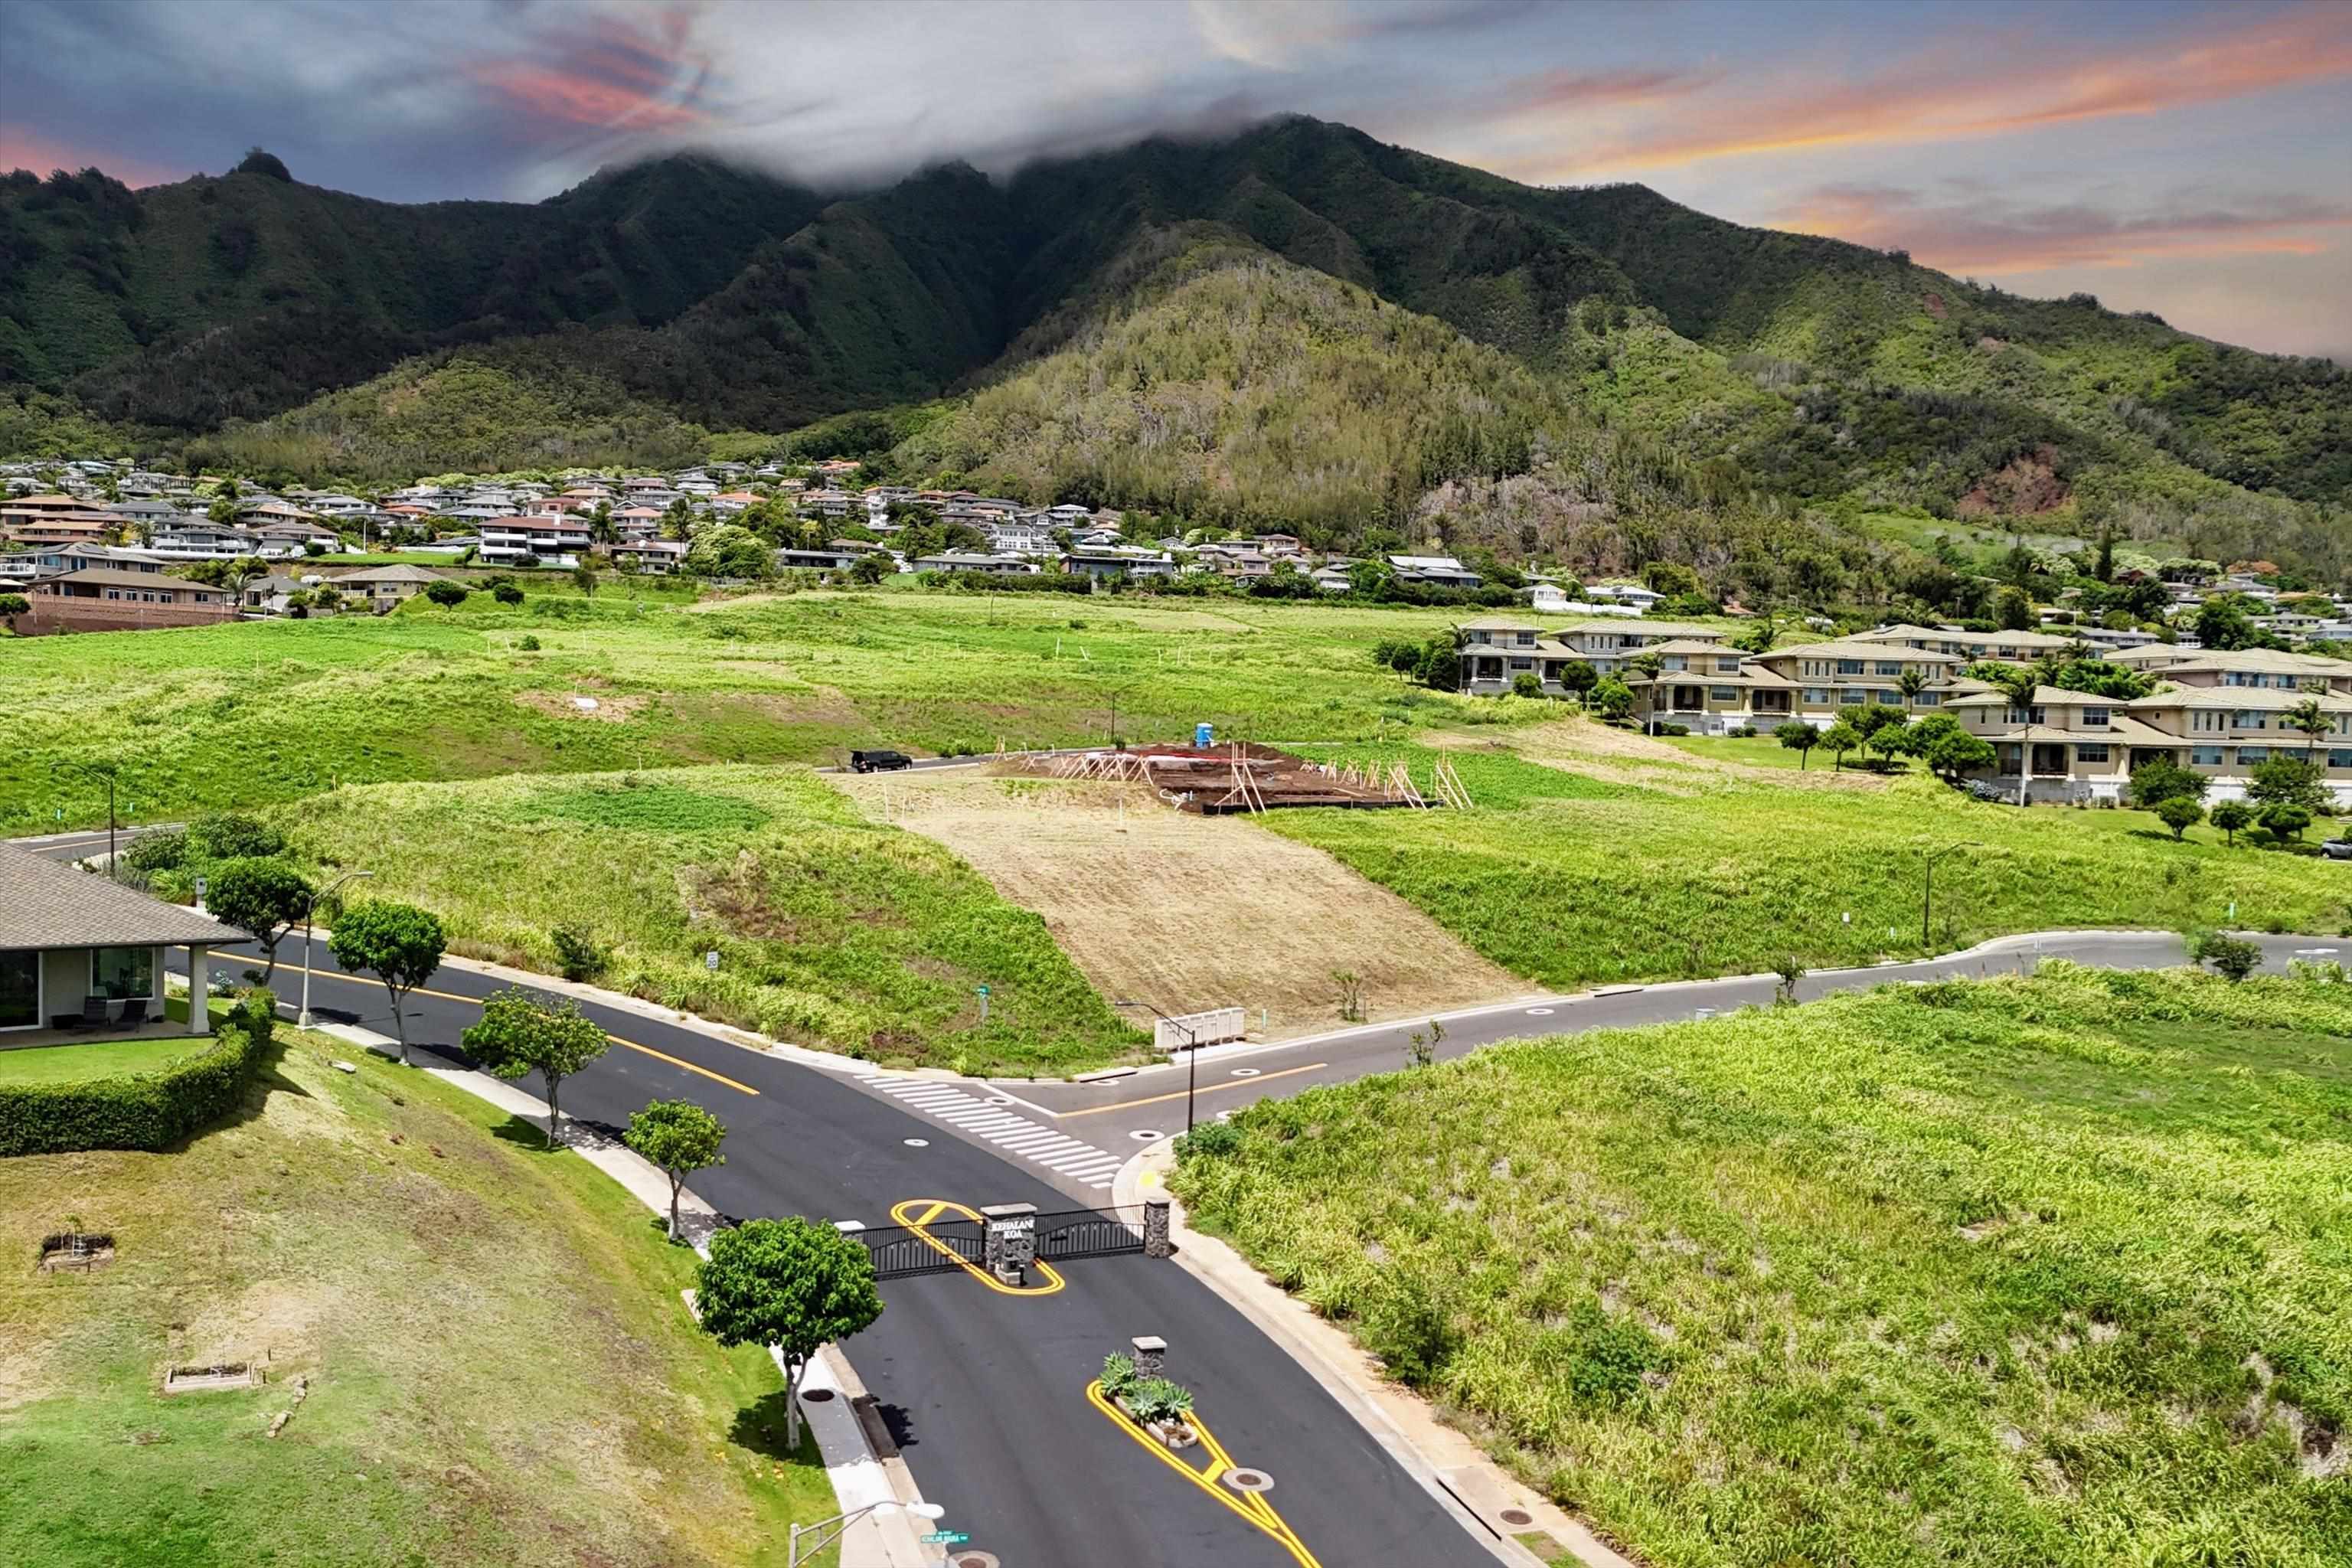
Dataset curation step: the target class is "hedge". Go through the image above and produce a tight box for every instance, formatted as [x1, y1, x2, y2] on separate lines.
[0, 990, 276, 1156]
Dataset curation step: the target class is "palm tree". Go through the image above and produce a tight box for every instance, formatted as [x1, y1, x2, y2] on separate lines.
[1989, 666, 2041, 806]
[2287, 688, 2332, 763]
[1896, 668, 1927, 710]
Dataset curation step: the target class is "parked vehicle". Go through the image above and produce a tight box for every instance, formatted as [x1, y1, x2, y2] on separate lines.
[2321, 839, 2352, 861]
[1964, 779, 2014, 803]
[850, 749, 915, 773]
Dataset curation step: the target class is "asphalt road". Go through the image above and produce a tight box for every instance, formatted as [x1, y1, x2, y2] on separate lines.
[1011, 930, 2346, 1144]
[60, 897, 1472, 1568]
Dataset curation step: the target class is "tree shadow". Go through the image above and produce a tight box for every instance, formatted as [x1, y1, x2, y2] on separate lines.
[727, 1389, 829, 1464]
[488, 1114, 564, 1155]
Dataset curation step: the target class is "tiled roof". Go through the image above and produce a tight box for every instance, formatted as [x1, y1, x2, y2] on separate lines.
[0, 842, 243, 951]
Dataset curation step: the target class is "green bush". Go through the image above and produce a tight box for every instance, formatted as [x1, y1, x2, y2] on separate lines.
[1125, 1377, 1194, 1423]
[187, 812, 285, 861]
[1099, 1351, 1139, 1400]
[1511, 671, 1543, 699]
[1174, 1120, 1242, 1161]
[550, 923, 607, 982]
[125, 828, 189, 873]
[492, 582, 524, 606]
[517, 633, 541, 652]
[425, 580, 469, 607]
[0, 989, 275, 1155]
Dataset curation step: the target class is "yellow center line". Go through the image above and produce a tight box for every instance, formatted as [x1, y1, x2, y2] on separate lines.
[1083, 1379, 1321, 1566]
[887, 1198, 1064, 1296]
[246, 956, 760, 1096]
[1055, 1060, 1330, 1119]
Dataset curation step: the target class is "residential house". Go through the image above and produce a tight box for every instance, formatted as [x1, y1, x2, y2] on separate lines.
[913, 551, 1036, 575]
[1582, 581, 1663, 612]
[1387, 554, 1483, 590]
[332, 564, 449, 609]
[0, 841, 244, 1046]
[1847, 623, 2082, 662]
[611, 540, 688, 575]
[478, 516, 591, 567]
[1062, 547, 1175, 581]
[23, 567, 237, 632]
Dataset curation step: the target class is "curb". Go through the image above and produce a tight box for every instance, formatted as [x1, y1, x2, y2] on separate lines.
[303, 1017, 937, 1568]
[1113, 1148, 1630, 1568]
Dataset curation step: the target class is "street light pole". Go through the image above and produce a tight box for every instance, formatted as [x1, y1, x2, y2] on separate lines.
[1116, 999, 1200, 1132]
[1920, 840, 1981, 949]
[51, 760, 124, 877]
[788, 1499, 944, 1566]
[300, 869, 372, 1027]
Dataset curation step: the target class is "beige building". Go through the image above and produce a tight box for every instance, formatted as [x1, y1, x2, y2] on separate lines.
[1458, 619, 1730, 694]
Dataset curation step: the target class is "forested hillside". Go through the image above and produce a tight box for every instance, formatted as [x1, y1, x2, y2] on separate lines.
[4, 116, 2344, 573]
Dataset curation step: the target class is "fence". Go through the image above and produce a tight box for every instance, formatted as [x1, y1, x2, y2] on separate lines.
[855, 1219, 985, 1279]
[1034, 1207, 1148, 1262]
[1155, 1007, 1246, 1053]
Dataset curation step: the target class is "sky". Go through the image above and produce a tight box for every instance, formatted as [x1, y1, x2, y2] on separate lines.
[3, 0, 2347, 361]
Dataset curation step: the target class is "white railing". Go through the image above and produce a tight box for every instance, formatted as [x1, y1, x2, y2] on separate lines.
[1156, 1007, 1246, 1052]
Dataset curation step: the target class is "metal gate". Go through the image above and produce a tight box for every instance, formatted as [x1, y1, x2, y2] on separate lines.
[1033, 1207, 1147, 1262]
[858, 1219, 985, 1279]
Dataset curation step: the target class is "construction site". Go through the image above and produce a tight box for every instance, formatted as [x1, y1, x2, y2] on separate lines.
[1018, 741, 1472, 814]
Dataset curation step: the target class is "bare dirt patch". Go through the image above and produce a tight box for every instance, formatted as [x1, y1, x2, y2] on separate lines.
[513, 690, 651, 723]
[833, 769, 1527, 1037]
[1958, 445, 2069, 517]
[1442, 719, 1883, 792]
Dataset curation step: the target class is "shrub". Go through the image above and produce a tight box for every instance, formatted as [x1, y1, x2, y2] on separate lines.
[424, 580, 469, 607]
[125, 828, 189, 873]
[0, 989, 274, 1155]
[2188, 930, 2262, 982]
[2154, 797, 2204, 841]
[492, 582, 524, 606]
[2259, 802, 2312, 842]
[2209, 800, 2252, 845]
[517, 633, 541, 652]
[1361, 1279, 1459, 1387]
[1125, 1377, 1195, 1423]
[186, 812, 284, 861]
[1174, 1120, 1243, 1160]
[550, 923, 607, 982]
[1511, 671, 1543, 699]
[1658, 722, 1690, 737]
[1099, 1351, 1140, 1400]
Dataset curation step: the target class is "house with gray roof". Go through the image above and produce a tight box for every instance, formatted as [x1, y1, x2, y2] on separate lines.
[0, 843, 244, 1046]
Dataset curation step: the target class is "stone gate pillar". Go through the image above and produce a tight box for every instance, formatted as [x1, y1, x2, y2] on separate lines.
[981, 1203, 1037, 1285]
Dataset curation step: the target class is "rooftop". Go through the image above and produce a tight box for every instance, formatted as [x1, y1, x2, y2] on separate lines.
[0, 843, 244, 952]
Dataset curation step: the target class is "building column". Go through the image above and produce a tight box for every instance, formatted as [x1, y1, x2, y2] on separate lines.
[188, 945, 212, 1033]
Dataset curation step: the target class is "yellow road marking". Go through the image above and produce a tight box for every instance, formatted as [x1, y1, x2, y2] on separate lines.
[1084, 1379, 1321, 1566]
[887, 1198, 1065, 1296]
[1056, 1060, 1330, 1119]
[249, 956, 760, 1096]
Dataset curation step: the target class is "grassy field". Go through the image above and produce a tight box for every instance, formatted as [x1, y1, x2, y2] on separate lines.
[273, 765, 1143, 1074]
[0, 1036, 212, 1085]
[1173, 962, 2352, 1568]
[0, 1027, 840, 1568]
[834, 768, 1524, 1037]
[1269, 736, 2352, 986]
[5, 590, 1525, 835]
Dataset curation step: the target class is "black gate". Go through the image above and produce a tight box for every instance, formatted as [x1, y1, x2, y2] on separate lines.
[858, 1220, 985, 1279]
[1034, 1207, 1147, 1262]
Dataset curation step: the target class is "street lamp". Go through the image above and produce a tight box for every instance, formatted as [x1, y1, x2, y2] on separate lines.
[1919, 840, 1981, 949]
[51, 760, 129, 878]
[299, 870, 372, 1027]
[789, 1499, 944, 1566]
[1116, 999, 1200, 1132]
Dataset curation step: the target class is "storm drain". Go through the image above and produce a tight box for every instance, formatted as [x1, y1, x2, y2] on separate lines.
[39, 1231, 116, 1272]
[165, 1363, 260, 1395]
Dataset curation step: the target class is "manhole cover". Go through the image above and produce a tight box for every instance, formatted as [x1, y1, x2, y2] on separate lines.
[1499, 1507, 1534, 1526]
[1129, 1129, 1163, 1142]
[1223, 1468, 1274, 1493]
[1230, 1067, 1261, 1077]
[951, 1553, 998, 1568]
[983, 1094, 1014, 1106]
[801, 1388, 836, 1403]
[1525, 1007, 1555, 1016]
[903, 1138, 929, 1148]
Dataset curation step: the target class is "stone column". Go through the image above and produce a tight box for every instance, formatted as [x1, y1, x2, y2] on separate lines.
[188, 946, 212, 1034]
[1130, 1334, 1166, 1379]
[1143, 1197, 1171, 1258]
[981, 1203, 1037, 1285]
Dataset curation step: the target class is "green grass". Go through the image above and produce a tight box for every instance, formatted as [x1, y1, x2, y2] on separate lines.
[1173, 962, 2352, 1568]
[0, 1027, 840, 1568]
[1651, 733, 1809, 769]
[0, 1036, 214, 1086]
[1272, 741, 2352, 985]
[274, 765, 1144, 1074]
[4, 590, 1524, 835]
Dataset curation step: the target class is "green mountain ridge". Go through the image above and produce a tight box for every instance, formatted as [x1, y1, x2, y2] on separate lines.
[3, 116, 2344, 570]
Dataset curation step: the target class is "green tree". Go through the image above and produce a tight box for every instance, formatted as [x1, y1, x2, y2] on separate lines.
[623, 1099, 728, 1241]
[1511, 671, 1543, 699]
[1557, 660, 1599, 700]
[2128, 757, 2210, 809]
[1839, 703, 1907, 764]
[1986, 667, 2042, 805]
[1994, 586, 2034, 631]
[2249, 754, 2327, 815]
[571, 563, 599, 597]
[2259, 802, 2312, 843]
[1774, 720, 1819, 769]
[207, 496, 238, 525]
[328, 900, 446, 1064]
[205, 857, 312, 982]
[424, 580, 469, 607]
[2190, 930, 2262, 982]
[2154, 796, 2204, 841]
[2210, 800, 2253, 846]
[0, 592, 28, 631]
[694, 1217, 884, 1450]
[2284, 694, 2333, 760]
[188, 812, 285, 861]
[2194, 598, 2256, 652]
[1819, 719, 1861, 769]
[462, 987, 611, 1149]
[492, 581, 524, 605]
[1919, 723, 1998, 783]
[1587, 676, 1633, 721]
[848, 552, 890, 585]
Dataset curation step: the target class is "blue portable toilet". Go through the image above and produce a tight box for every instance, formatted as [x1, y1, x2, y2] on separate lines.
[1195, 721, 1215, 749]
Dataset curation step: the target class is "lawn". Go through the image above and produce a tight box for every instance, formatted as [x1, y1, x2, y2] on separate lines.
[1173, 962, 2352, 1568]
[5, 589, 1527, 835]
[0, 1027, 841, 1568]
[1270, 740, 2352, 986]
[272, 765, 1145, 1074]
[0, 1036, 214, 1086]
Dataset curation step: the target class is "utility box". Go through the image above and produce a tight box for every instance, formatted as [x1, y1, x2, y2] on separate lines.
[1194, 722, 1215, 748]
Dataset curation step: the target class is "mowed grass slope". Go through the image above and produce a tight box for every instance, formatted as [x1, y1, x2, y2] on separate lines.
[1272, 740, 2352, 985]
[4, 589, 1518, 835]
[0, 1031, 839, 1568]
[274, 766, 1142, 1073]
[1174, 964, 2352, 1568]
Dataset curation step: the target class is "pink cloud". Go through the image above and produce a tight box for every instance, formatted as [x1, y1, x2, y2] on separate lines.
[474, 6, 713, 137]
[0, 124, 189, 188]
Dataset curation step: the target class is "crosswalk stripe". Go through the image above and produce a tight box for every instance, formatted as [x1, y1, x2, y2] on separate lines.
[855, 1073, 1128, 1193]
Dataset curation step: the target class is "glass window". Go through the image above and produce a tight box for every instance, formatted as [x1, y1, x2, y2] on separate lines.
[0, 949, 35, 1030]
[1876, 662, 1903, 675]
[2191, 746, 2224, 766]
[1839, 688, 1866, 704]
[2081, 707, 2110, 727]
[90, 946, 154, 1001]
[1836, 660, 1864, 675]
[1508, 658, 1534, 671]
[2331, 750, 2352, 770]
[1875, 690, 1898, 705]
[1514, 632, 1535, 647]
[2237, 747, 2269, 765]
[2233, 711, 2268, 729]
[1803, 688, 1831, 704]
[1710, 687, 1739, 701]
[2076, 744, 2109, 763]
[1915, 691, 1941, 706]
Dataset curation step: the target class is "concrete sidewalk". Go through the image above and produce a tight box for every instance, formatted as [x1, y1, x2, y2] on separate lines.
[1118, 1144, 1640, 1568]
[307, 1018, 942, 1568]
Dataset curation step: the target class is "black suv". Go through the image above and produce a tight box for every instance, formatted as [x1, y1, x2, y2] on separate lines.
[849, 750, 915, 773]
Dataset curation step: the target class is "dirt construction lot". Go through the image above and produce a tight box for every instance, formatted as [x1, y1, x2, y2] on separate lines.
[832, 767, 1527, 1039]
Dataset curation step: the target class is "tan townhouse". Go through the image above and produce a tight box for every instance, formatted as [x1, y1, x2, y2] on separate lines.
[1457, 619, 1730, 694]
[1850, 623, 2082, 662]
[1628, 637, 1991, 734]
